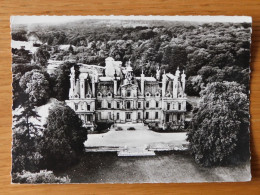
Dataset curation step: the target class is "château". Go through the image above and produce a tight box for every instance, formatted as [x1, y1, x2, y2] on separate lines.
[66, 57, 187, 130]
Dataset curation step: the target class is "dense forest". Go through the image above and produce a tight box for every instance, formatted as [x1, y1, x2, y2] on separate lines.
[12, 19, 251, 96]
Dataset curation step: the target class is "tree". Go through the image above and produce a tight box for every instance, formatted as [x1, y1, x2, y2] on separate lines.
[161, 45, 187, 73]
[12, 103, 42, 173]
[19, 69, 50, 106]
[187, 82, 250, 166]
[40, 104, 88, 170]
[52, 62, 77, 101]
[12, 64, 41, 108]
[33, 45, 50, 66]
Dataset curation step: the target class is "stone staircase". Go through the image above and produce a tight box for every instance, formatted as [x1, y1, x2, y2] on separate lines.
[117, 146, 155, 156]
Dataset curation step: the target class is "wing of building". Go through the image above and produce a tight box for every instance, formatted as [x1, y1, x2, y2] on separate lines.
[65, 57, 187, 131]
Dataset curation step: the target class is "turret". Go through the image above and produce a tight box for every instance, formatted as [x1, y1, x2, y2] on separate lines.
[91, 75, 96, 97]
[75, 78, 80, 97]
[69, 66, 75, 98]
[80, 75, 85, 99]
[114, 70, 118, 95]
[156, 67, 161, 80]
[173, 69, 179, 98]
[162, 70, 167, 97]
[175, 67, 180, 78]
[141, 68, 145, 96]
[181, 70, 186, 95]
[125, 59, 133, 84]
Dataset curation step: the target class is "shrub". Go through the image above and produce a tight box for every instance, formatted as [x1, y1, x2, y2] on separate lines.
[127, 127, 136, 131]
[116, 127, 123, 131]
[12, 170, 70, 184]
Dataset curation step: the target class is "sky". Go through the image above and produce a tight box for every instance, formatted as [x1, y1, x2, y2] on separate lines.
[11, 15, 252, 25]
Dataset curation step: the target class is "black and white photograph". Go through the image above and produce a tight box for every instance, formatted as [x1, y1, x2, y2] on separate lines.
[11, 15, 251, 183]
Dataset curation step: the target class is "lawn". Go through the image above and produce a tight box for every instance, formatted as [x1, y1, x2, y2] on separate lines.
[56, 152, 251, 183]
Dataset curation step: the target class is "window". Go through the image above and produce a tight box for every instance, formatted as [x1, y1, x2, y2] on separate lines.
[179, 103, 182, 110]
[138, 102, 141, 109]
[97, 92, 102, 97]
[156, 101, 159, 108]
[75, 103, 78, 110]
[97, 101, 102, 108]
[177, 114, 181, 121]
[126, 113, 131, 120]
[87, 104, 91, 111]
[146, 101, 149, 108]
[87, 115, 91, 122]
[155, 112, 159, 119]
[108, 102, 111, 108]
[138, 112, 141, 119]
[167, 103, 170, 110]
[117, 113, 120, 120]
[86, 93, 91, 98]
[166, 114, 169, 122]
[117, 102, 120, 109]
[127, 90, 131, 97]
[146, 112, 149, 119]
[127, 101, 131, 109]
[146, 92, 150, 97]
[155, 92, 160, 97]
[107, 92, 112, 97]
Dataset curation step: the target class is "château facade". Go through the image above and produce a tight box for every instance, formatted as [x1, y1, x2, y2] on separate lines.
[65, 57, 187, 130]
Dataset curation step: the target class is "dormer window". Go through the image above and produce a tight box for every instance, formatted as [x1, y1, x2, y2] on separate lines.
[166, 93, 171, 98]
[107, 92, 112, 97]
[155, 92, 160, 97]
[86, 93, 91, 98]
[146, 92, 151, 97]
[127, 90, 131, 97]
[146, 101, 149, 108]
[179, 103, 182, 110]
[97, 92, 102, 98]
